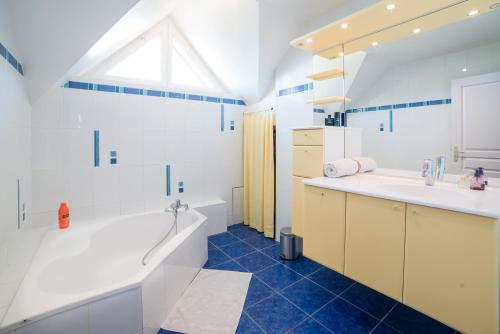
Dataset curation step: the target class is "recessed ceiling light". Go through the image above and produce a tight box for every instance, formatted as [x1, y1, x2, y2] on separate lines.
[386, 4, 396, 11]
[341, 23, 349, 29]
[339, 52, 344, 57]
[372, 41, 379, 46]
[468, 9, 479, 16]
[413, 28, 421, 34]
[462, 67, 468, 72]
[306, 38, 313, 43]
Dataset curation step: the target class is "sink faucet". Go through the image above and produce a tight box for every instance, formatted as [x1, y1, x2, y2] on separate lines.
[421, 156, 446, 186]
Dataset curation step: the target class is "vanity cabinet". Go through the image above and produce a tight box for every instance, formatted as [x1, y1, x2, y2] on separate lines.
[303, 185, 346, 272]
[344, 194, 406, 301]
[404, 204, 499, 334]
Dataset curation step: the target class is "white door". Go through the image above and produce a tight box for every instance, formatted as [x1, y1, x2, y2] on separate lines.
[451, 72, 500, 178]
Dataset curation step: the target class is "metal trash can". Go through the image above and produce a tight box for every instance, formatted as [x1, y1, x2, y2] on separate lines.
[280, 227, 302, 260]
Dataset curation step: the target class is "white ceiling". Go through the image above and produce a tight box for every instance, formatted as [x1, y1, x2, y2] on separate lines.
[6, 0, 140, 103]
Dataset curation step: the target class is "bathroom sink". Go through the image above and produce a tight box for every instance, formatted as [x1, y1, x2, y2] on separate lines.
[374, 183, 474, 202]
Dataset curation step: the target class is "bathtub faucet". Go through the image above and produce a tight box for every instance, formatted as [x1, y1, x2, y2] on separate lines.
[166, 199, 189, 216]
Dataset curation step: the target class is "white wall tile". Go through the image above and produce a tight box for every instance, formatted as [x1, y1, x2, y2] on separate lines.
[94, 167, 120, 205]
[120, 128, 143, 166]
[119, 166, 144, 215]
[32, 169, 64, 214]
[63, 167, 94, 208]
[62, 128, 94, 168]
[31, 128, 64, 171]
[143, 165, 167, 211]
[143, 131, 166, 165]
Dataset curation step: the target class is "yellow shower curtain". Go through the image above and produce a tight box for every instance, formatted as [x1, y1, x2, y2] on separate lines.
[243, 110, 275, 238]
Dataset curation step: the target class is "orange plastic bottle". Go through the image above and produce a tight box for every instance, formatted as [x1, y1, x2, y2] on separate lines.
[58, 202, 70, 229]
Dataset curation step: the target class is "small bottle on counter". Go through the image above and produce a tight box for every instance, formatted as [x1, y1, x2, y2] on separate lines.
[470, 168, 486, 191]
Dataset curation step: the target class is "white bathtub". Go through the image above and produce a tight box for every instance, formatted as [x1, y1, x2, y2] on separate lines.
[0, 210, 208, 334]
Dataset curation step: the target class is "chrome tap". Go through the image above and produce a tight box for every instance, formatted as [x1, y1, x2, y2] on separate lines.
[166, 199, 189, 216]
[422, 159, 435, 186]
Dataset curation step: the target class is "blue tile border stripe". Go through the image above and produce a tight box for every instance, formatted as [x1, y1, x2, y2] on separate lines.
[313, 108, 325, 114]
[389, 110, 393, 132]
[166, 165, 171, 196]
[94, 130, 100, 167]
[63, 81, 246, 106]
[0, 41, 24, 76]
[277, 82, 314, 97]
[345, 98, 451, 113]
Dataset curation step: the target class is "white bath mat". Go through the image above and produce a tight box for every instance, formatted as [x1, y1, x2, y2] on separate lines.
[163, 269, 252, 334]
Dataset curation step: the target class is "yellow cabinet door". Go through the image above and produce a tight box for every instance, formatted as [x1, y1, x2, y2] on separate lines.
[292, 146, 324, 178]
[345, 194, 406, 301]
[303, 186, 346, 273]
[404, 204, 499, 334]
[291, 176, 307, 237]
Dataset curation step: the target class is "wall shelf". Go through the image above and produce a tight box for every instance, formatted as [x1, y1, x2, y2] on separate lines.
[308, 96, 352, 106]
[307, 68, 347, 81]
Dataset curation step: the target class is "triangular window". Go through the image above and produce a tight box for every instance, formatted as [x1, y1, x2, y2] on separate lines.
[171, 39, 211, 88]
[107, 35, 162, 82]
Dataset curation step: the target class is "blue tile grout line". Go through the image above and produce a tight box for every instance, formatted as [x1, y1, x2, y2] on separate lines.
[346, 98, 452, 113]
[0, 41, 23, 76]
[63, 81, 246, 106]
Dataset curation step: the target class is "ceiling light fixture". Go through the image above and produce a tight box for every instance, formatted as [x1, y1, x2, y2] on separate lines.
[462, 67, 468, 72]
[468, 9, 479, 16]
[341, 23, 349, 29]
[386, 4, 396, 11]
[339, 52, 344, 57]
[413, 28, 421, 34]
[372, 41, 379, 46]
[306, 38, 313, 43]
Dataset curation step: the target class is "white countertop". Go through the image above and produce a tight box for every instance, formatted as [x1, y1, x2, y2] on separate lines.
[304, 173, 500, 219]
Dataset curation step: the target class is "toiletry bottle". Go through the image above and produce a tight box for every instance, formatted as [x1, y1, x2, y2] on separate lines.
[478, 167, 487, 189]
[470, 169, 484, 191]
[58, 202, 70, 229]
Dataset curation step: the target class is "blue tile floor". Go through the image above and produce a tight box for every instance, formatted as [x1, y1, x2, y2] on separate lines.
[160, 224, 459, 334]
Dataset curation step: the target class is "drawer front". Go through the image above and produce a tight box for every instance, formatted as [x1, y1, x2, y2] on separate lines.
[292, 146, 324, 178]
[293, 129, 323, 146]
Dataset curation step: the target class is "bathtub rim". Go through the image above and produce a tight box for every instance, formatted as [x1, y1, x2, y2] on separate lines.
[0, 209, 207, 332]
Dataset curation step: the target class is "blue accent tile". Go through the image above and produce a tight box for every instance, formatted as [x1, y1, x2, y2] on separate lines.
[188, 94, 202, 101]
[206, 96, 220, 103]
[389, 110, 393, 132]
[282, 278, 335, 314]
[384, 303, 455, 334]
[246, 294, 307, 334]
[208, 232, 240, 247]
[212, 260, 248, 272]
[341, 283, 397, 319]
[166, 165, 171, 196]
[97, 84, 117, 92]
[230, 226, 261, 240]
[409, 101, 425, 108]
[365, 106, 377, 111]
[378, 105, 392, 110]
[178, 188, 184, 193]
[230, 126, 235, 130]
[236, 251, 277, 273]
[393, 103, 407, 109]
[445, 98, 452, 104]
[308, 267, 354, 295]
[289, 318, 331, 334]
[178, 181, 184, 193]
[110, 150, 117, 158]
[245, 235, 277, 250]
[0, 42, 6, 58]
[219, 240, 255, 258]
[255, 264, 303, 290]
[237, 100, 246, 106]
[17, 63, 23, 75]
[314, 298, 379, 334]
[168, 92, 186, 99]
[427, 99, 444, 105]
[123, 87, 143, 95]
[220, 104, 225, 132]
[146, 89, 164, 97]
[314, 108, 325, 114]
[372, 323, 401, 334]
[68, 81, 90, 90]
[236, 313, 264, 334]
[178, 181, 184, 187]
[93, 130, 100, 167]
[222, 98, 236, 104]
[7, 51, 17, 69]
[244, 276, 274, 309]
[204, 248, 230, 267]
[228, 223, 246, 231]
[110, 158, 117, 165]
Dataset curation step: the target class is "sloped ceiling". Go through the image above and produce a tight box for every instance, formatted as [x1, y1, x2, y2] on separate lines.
[6, 0, 140, 103]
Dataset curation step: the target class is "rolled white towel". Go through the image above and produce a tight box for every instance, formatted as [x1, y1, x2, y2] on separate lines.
[324, 159, 359, 178]
[353, 157, 377, 173]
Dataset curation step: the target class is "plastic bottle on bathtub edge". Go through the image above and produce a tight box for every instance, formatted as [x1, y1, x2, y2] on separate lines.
[58, 202, 70, 229]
